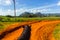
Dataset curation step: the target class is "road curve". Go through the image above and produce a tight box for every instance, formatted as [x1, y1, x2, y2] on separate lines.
[0, 20, 60, 40]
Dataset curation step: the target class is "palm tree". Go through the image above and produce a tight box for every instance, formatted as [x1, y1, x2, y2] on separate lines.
[13, 0, 16, 20]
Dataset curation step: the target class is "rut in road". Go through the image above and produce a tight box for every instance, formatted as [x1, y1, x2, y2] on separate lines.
[0, 25, 22, 39]
[0, 21, 35, 40]
[0, 21, 39, 39]
[0, 25, 31, 40]
[18, 25, 31, 40]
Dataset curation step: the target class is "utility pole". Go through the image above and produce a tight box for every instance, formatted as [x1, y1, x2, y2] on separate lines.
[13, 0, 16, 21]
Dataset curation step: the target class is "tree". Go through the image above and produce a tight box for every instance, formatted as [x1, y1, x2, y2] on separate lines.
[6, 15, 12, 17]
[19, 12, 34, 17]
[34, 12, 42, 17]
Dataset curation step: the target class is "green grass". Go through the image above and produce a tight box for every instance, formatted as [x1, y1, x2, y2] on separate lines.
[53, 24, 60, 40]
[0, 22, 15, 31]
[0, 23, 4, 30]
[0, 17, 60, 22]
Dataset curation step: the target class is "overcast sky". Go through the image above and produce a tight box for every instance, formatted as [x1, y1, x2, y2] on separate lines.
[0, 0, 60, 16]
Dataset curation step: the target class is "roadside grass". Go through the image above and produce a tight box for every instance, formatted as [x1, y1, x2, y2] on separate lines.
[53, 24, 60, 40]
[0, 22, 15, 31]
[0, 17, 60, 22]
[0, 23, 4, 30]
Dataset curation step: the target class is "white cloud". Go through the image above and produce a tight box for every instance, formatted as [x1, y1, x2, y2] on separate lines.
[0, 9, 14, 16]
[57, 1, 60, 6]
[0, 8, 52, 16]
[0, 8, 28, 16]
[5, 0, 12, 5]
[0, 0, 12, 5]
[0, 8, 58, 16]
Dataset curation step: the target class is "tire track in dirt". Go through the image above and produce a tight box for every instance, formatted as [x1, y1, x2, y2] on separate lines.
[17, 25, 31, 40]
[30, 20, 60, 40]
[0, 20, 41, 34]
[1, 20, 60, 40]
[0, 21, 41, 40]
[0, 25, 23, 39]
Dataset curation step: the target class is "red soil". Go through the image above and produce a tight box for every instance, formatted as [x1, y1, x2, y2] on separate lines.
[1, 20, 60, 40]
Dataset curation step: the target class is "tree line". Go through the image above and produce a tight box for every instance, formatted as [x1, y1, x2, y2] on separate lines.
[6, 12, 60, 17]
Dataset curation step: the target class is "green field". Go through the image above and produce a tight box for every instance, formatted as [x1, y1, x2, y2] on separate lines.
[0, 22, 15, 31]
[0, 16, 60, 22]
[53, 24, 60, 40]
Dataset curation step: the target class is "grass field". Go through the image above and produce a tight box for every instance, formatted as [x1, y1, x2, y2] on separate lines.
[53, 24, 60, 40]
[0, 17, 60, 22]
[0, 22, 15, 31]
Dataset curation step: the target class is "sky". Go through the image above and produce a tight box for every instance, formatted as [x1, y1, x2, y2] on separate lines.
[0, 0, 60, 16]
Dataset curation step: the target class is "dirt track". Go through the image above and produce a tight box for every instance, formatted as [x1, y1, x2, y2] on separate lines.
[0, 20, 60, 40]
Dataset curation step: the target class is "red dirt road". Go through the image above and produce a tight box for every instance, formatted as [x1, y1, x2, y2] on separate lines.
[0, 20, 60, 40]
